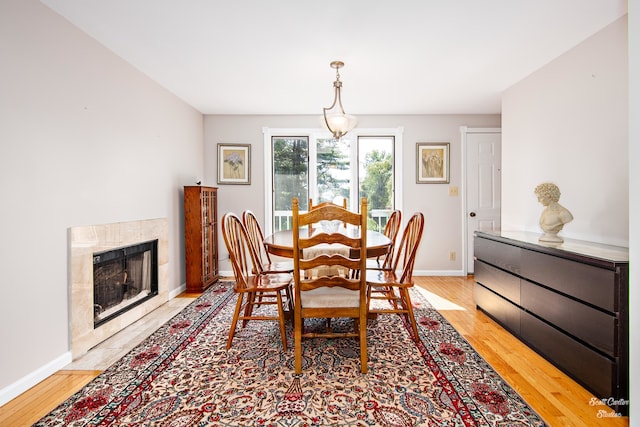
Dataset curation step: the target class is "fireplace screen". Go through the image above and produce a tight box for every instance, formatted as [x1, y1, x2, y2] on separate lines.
[93, 240, 158, 328]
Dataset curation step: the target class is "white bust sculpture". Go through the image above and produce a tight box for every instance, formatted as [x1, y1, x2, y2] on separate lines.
[534, 182, 573, 243]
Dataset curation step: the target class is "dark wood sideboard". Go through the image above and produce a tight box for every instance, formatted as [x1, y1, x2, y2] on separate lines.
[473, 231, 628, 413]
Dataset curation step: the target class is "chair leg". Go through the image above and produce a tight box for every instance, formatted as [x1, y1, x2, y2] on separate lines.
[400, 288, 419, 341]
[285, 286, 294, 313]
[294, 315, 303, 374]
[275, 292, 288, 350]
[227, 293, 245, 350]
[359, 312, 368, 373]
[242, 292, 256, 327]
[366, 285, 374, 312]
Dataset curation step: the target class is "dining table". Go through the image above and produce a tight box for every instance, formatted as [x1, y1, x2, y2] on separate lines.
[263, 228, 391, 259]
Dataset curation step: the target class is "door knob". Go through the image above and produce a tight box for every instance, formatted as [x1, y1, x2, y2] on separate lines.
[469, 212, 477, 217]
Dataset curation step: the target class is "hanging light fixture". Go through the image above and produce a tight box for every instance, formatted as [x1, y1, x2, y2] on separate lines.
[323, 60, 357, 139]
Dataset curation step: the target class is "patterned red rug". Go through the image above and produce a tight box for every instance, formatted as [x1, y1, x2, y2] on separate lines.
[36, 281, 547, 426]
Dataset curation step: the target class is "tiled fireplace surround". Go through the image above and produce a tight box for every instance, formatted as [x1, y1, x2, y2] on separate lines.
[69, 218, 169, 358]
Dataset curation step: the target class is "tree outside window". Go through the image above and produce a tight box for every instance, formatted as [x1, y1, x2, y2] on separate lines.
[271, 134, 394, 232]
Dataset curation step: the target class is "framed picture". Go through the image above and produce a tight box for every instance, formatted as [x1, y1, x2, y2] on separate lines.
[218, 144, 251, 185]
[416, 142, 450, 183]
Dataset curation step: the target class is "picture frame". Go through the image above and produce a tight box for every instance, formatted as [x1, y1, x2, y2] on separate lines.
[217, 144, 251, 185]
[416, 142, 450, 183]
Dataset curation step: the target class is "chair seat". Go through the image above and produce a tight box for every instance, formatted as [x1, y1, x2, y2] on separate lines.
[366, 269, 413, 288]
[260, 260, 294, 275]
[244, 273, 292, 292]
[300, 286, 360, 308]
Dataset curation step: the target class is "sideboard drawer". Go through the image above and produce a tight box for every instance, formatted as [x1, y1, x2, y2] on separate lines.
[474, 260, 520, 305]
[521, 279, 616, 356]
[520, 249, 616, 312]
[474, 237, 521, 274]
[474, 283, 520, 335]
[521, 311, 615, 399]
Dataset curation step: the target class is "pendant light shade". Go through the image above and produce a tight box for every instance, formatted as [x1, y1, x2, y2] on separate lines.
[323, 61, 357, 139]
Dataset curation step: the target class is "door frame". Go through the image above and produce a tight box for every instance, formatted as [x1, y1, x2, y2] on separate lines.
[461, 126, 502, 276]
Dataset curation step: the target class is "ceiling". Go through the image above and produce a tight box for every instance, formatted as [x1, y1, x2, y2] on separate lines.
[40, 0, 626, 115]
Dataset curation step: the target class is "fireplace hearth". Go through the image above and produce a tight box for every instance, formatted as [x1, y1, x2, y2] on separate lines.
[93, 240, 158, 328]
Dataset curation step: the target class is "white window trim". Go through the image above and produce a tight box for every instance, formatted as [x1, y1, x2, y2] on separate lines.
[262, 126, 404, 235]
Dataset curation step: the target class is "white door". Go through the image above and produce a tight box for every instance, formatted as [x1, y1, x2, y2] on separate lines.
[463, 128, 501, 274]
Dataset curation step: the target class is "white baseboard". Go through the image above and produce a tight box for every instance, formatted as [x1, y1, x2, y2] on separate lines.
[0, 351, 72, 407]
[0, 285, 189, 408]
[220, 270, 466, 278]
[169, 283, 187, 299]
[412, 269, 466, 276]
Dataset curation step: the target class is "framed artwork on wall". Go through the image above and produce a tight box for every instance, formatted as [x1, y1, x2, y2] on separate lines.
[217, 144, 251, 185]
[416, 142, 450, 184]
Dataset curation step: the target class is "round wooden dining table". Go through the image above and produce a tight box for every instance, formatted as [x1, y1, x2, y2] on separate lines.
[263, 229, 391, 259]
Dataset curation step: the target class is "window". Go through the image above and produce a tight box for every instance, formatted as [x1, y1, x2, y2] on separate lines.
[272, 136, 309, 230]
[264, 127, 403, 234]
[358, 136, 395, 232]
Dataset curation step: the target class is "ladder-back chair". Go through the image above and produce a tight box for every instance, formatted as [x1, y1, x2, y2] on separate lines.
[292, 196, 369, 374]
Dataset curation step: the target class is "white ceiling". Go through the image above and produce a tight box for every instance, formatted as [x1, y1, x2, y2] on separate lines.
[40, 0, 627, 115]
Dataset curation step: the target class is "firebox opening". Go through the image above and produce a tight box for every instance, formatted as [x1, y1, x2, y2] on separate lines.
[93, 239, 158, 328]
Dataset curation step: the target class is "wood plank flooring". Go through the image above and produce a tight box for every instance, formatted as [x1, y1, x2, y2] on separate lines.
[413, 276, 628, 427]
[0, 277, 629, 426]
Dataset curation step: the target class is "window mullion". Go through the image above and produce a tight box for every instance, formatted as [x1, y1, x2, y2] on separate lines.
[308, 133, 318, 206]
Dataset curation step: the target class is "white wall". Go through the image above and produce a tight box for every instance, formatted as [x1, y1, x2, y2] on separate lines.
[205, 114, 500, 275]
[0, 0, 204, 402]
[627, 1, 638, 421]
[502, 16, 628, 246]
[502, 13, 633, 419]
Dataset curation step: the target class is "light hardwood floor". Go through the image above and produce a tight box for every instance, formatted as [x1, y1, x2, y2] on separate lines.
[0, 277, 629, 426]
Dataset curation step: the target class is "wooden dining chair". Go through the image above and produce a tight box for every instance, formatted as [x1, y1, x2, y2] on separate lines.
[366, 212, 424, 341]
[242, 210, 294, 275]
[292, 196, 369, 374]
[221, 212, 293, 350]
[308, 197, 348, 233]
[366, 209, 402, 270]
[309, 197, 347, 210]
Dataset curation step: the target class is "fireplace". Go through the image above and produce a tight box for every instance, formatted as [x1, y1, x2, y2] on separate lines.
[93, 240, 158, 328]
[70, 218, 169, 358]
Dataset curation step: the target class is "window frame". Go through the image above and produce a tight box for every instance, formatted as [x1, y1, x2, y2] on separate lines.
[263, 126, 404, 235]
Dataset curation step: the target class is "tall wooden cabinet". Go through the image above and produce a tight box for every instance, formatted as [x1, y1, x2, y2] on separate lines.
[184, 186, 219, 292]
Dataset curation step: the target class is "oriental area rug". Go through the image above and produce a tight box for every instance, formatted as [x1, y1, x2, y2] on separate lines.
[36, 281, 547, 426]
